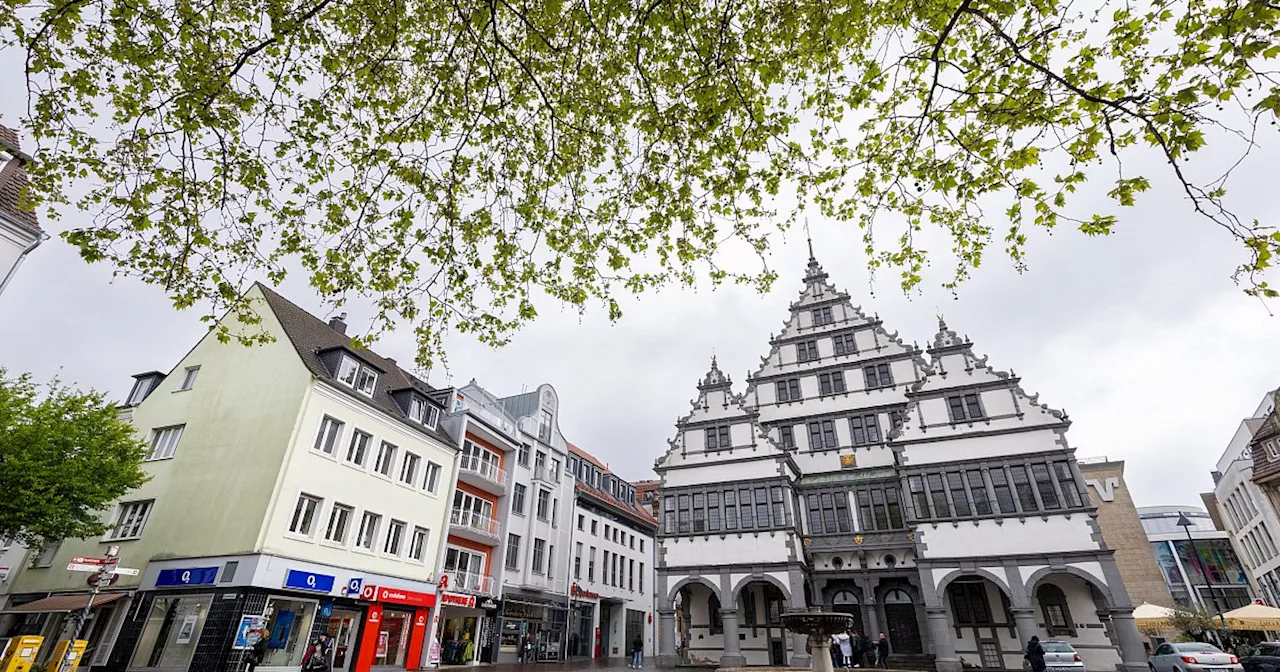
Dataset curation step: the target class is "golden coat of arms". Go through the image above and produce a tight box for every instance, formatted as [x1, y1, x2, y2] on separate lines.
[854, 534, 864, 545]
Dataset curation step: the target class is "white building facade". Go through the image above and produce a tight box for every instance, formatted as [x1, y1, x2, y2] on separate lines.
[1211, 392, 1280, 606]
[654, 255, 1148, 672]
[567, 445, 657, 662]
[451, 382, 578, 663]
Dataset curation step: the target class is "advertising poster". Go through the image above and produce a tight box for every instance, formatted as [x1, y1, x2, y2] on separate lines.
[377, 631, 389, 657]
[176, 615, 199, 644]
[232, 615, 268, 650]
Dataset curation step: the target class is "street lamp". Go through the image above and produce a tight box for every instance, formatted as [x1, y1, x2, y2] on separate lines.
[1176, 513, 1228, 629]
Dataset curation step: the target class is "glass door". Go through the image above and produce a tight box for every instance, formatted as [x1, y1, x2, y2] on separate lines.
[327, 610, 361, 672]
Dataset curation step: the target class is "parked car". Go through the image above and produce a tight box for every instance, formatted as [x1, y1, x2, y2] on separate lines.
[1241, 642, 1280, 672]
[1149, 642, 1243, 672]
[1042, 641, 1086, 672]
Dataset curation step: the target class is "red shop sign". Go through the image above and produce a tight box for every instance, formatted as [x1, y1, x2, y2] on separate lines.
[368, 585, 435, 608]
[440, 592, 476, 609]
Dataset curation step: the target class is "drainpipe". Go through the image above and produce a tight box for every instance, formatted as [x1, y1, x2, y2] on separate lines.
[0, 228, 47, 299]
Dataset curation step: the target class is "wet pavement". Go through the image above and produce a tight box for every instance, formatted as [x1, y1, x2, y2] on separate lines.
[439, 660, 659, 672]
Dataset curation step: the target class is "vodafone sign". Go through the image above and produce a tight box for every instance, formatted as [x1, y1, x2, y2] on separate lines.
[358, 584, 436, 608]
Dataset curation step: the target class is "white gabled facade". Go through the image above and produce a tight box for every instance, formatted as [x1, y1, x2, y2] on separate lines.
[1, 285, 460, 672]
[655, 253, 1149, 672]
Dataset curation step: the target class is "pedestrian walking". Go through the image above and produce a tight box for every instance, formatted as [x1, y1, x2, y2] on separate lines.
[876, 633, 890, 669]
[1025, 635, 1046, 672]
[246, 629, 271, 672]
[631, 634, 644, 668]
[302, 636, 330, 672]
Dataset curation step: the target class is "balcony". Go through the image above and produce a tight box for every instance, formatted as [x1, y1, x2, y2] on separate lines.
[458, 458, 508, 495]
[532, 465, 560, 484]
[449, 508, 502, 545]
[441, 570, 498, 597]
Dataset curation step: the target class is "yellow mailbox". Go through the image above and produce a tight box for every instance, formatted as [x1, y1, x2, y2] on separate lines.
[0, 635, 43, 672]
[49, 640, 87, 672]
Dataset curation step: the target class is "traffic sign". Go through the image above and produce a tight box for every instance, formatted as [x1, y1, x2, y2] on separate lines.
[111, 567, 140, 576]
[69, 556, 105, 565]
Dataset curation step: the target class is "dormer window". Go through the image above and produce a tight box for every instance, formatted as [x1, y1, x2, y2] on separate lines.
[127, 377, 156, 405]
[408, 395, 441, 430]
[336, 355, 378, 398]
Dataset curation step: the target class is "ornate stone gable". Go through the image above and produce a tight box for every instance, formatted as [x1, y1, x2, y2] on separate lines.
[891, 317, 1069, 447]
[655, 356, 786, 472]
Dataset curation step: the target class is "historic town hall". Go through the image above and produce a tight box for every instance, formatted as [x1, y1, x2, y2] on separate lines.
[653, 252, 1149, 672]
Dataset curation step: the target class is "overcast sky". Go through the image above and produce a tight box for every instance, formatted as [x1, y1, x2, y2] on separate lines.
[3, 66, 1278, 510]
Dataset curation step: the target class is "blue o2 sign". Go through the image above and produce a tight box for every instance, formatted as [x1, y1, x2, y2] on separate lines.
[156, 567, 219, 587]
[284, 570, 335, 593]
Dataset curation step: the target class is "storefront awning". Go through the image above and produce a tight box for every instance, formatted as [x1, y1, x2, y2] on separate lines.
[3, 592, 127, 614]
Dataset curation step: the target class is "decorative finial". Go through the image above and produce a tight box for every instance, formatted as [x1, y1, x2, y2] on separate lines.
[804, 218, 815, 261]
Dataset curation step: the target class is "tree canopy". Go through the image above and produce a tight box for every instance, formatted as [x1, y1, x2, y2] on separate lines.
[2, 0, 1278, 364]
[0, 370, 149, 545]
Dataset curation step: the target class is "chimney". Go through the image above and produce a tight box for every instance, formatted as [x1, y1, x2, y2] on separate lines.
[328, 312, 347, 334]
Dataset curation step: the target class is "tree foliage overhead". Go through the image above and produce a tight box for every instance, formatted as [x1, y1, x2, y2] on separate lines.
[3, 0, 1278, 364]
[0, 369, 149, 545]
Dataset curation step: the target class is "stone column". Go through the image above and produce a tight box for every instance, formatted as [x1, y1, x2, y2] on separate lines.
[925, 607, 960, 672]
[863, 598, 880, 640]
[1110, 608, 1150, 672]
[657, 609, 677, 668]
[721, 609, 746, 668]
[1011, 607, 1039, 652]
[811, 635, 836, 672]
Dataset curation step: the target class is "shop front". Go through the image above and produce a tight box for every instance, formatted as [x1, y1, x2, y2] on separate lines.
[354, 584, 434, 672]
[102, 556, 440, 672]
[567, 584, 599, 659]
[436, 592, 494, 665]
[497, 596, 568, 663]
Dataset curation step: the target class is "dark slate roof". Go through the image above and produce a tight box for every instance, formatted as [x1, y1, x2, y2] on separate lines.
[254, 282, 456, 448]
[499, 390, 540, 419]
[0, 125, 40, 234]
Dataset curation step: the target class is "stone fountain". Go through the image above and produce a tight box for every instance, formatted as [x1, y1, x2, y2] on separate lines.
[779, 608, 855, 672]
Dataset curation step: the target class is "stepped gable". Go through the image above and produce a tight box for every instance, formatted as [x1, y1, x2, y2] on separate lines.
[655, 355, 784, 470]
[744, 249, 926, 400]
[890, 317, 1068, 443]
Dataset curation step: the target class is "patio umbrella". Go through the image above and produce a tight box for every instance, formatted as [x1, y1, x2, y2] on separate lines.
[1134, 603, 1176, 629]
[1224, 603, 1280, 630]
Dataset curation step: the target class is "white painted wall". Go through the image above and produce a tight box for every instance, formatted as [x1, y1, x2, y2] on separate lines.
[662, 532, 795, 567]
[263, 383, 458, 582]
[918, 517, 1100, 558]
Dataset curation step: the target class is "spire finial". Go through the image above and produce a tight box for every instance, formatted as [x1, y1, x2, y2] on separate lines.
[804, 218, 815, 261]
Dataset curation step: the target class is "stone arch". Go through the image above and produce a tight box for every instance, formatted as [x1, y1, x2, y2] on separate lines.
[933, 568, 1013, 599]
[732, 573, 792, 602]
[1023, 565, 1115, 607]
[668, 575, 723, 604]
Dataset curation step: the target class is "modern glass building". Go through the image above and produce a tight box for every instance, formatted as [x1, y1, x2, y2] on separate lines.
[1140, 506, 1254, 611]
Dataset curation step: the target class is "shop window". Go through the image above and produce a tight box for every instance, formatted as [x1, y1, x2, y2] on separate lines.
[261, 598, 319, 667]
[130, 595, 213, 669]
[1037, 583, 1075, 637]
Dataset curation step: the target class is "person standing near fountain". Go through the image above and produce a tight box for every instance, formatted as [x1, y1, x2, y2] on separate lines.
[836, 631, 854, 668]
